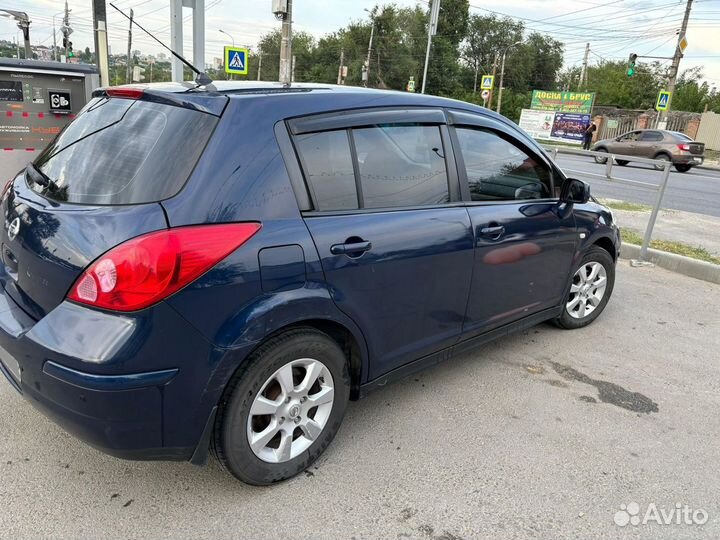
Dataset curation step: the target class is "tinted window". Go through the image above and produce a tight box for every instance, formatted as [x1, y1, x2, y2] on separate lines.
[352, 125, 449, 208]
[295, 130, 358, 211]
[30, 98, 217, 205]
[456, 128, 552, 201]
[639, 131, 663, 142]
[670, 131, 692, 141]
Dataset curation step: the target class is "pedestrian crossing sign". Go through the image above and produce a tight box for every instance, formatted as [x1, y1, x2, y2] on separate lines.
[225, 46, 249, 75]
[656, 90, 671, 111]
[480, 75, 494, 90]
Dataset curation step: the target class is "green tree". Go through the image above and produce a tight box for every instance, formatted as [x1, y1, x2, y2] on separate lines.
[461, 15, 524, 91]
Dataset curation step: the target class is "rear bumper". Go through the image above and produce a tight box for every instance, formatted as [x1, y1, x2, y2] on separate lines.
[0, 285, 248, 462]
[672, 154, 704, 166]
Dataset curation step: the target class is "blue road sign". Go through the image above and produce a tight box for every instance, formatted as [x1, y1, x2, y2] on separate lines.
[225, 47, 249, 75]
[656, 90, 671, 111]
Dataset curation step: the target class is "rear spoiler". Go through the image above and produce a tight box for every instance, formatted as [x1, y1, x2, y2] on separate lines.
[92, 87, 228, 117]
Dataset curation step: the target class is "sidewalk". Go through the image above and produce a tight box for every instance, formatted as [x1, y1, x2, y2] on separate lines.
[604, 200, 720, 258]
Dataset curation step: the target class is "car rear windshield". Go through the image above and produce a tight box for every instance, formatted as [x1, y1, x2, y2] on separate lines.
[28, 97, 218, 205]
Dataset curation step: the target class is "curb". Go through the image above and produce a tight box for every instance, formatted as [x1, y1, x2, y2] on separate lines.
[620, 243, 720, 285]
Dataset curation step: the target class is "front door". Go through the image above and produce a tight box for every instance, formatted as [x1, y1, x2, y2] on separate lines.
[450, 120, 578, 336]
[291, 117, 475, 378]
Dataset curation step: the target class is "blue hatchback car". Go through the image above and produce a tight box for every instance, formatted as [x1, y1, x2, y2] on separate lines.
[0, 82, 619, 484]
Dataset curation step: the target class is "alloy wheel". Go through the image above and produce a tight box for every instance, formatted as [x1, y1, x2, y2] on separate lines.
[566, 262, 608, 319]
[247, 358, 335, 463]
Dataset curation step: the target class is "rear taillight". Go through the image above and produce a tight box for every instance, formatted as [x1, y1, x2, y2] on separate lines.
[677, 143, 691, 151]
[67, 223, 261, 311]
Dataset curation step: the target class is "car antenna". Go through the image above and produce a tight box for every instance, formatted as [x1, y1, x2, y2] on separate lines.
[109, 3, 214, 87]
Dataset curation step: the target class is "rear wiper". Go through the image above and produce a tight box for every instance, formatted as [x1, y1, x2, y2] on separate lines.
[26, 163, 60, 192]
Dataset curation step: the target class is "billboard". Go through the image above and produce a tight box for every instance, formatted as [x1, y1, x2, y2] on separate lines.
[550, 112, 592, 144]
[530, 90, 595, 114]
[518, 109, 592, 145]
[518, 109, 554, 139]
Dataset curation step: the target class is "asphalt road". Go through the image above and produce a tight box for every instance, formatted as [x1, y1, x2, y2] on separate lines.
[554, 154, 720, 218]
[1, 263, 719, 540]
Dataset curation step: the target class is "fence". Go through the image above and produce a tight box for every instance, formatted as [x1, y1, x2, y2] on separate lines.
[595, 110, 701, 142]
[543, 145, 672, 264]
[695, 111, 720, 151]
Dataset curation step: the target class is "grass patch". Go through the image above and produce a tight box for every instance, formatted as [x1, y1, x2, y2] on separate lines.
[621, 229, 720, 265]
[599, 199, 652, 212]
[705, 149, 719, 163]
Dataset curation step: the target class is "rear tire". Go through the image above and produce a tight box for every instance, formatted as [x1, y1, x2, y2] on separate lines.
[615, 159, 629, 166]
[654, 153, 671, 171]
[213, 328, 350, 485]
[554, 247, 615, 330]
[674, 164, 692, 173]
[594, 148, 608, 164]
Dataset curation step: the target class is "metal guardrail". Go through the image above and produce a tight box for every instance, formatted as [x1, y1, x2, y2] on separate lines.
[543, 145, 672, 264]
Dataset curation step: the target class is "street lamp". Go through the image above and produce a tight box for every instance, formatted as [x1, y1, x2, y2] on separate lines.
[218, 28, 235, 47]
[363, 8, 375, 88]
[0, 9, 31, 59]
[496, 40, 522, 115]
[218, 29, 236, 80]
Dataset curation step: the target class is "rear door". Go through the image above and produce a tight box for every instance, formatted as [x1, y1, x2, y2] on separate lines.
[1, 93, 221, 320]
[636, 130, 664, 158]
[288, 109, 475, 378]
[447, 111, 577, 337]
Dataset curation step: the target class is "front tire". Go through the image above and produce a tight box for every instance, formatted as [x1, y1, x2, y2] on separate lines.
[213, 328, 350, 485]
[555, 247, 615, 329]
[594, 148, 608, 164]
[654, 153, 671, 171]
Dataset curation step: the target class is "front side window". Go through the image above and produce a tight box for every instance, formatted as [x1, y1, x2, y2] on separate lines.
[352, 125, 449, 209]
[455, 127, 552, 201]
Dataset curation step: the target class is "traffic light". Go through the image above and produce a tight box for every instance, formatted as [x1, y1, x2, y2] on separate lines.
[62, 36, 68, 49]
[67, 41, 74, 58]
[627, 53, 637, 77]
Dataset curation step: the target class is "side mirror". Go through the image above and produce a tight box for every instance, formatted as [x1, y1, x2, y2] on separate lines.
[560, 178, 590, 204]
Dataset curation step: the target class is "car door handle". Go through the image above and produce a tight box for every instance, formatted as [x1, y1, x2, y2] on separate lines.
[480, 225, 505, 239]
[330, 241, 372, 256]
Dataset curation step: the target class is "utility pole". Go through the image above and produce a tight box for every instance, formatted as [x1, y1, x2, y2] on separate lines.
[473, 60, 478, 93]
[496, 41, 521, 115]
[363, 19, 375, 87]
[92, 0, 110, 86]
[662, 0, 693, 123]
[579, 42, 590, 90]
[487, 52, 498, 108]
[257, 51, 263, 81]
[421, 0, 441, 94]
[126, 9, 134, 83]
[337, 48, 345, 85]
[291, 54, 296, 83]
[278, 0, 293, 84]
[61, 1, 71, 62]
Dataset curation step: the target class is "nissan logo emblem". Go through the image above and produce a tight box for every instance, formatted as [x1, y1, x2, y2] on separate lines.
[7, 217, 20, 242]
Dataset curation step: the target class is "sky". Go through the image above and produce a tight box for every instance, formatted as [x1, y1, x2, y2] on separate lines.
[1, 0, 719, 88]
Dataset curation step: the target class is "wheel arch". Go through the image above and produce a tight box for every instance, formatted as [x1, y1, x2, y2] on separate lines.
[593, 235, 617, 261]
[653, 150, 672, 160]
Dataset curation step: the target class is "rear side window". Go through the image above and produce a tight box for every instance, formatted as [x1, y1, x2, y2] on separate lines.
[294, 130, 357, 211]
[456, 127, 552, 201]
[352, 125, 449, 209]
[30, 98, 218, 205]
[293, 123, 450, 211]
